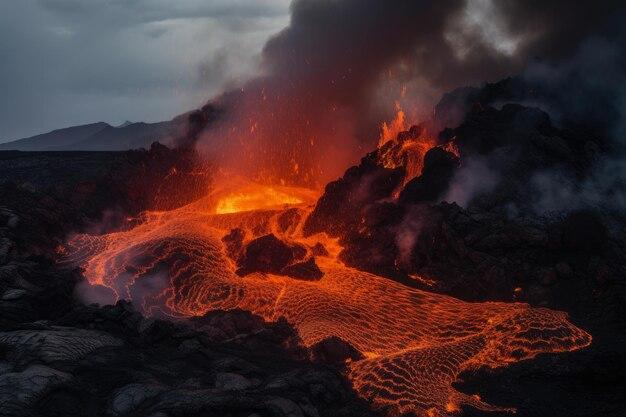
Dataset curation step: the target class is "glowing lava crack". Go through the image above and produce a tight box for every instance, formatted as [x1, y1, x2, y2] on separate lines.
[65, 191, 591, 417]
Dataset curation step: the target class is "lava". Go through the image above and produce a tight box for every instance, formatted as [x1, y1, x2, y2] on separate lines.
[377, 109, 438, 185]
[380, 104, 407, 147]
[65, 183, 592, 417]
[213, 182, 318, 214]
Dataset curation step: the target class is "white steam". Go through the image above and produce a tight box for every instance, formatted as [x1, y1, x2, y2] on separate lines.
[443, 156, 500, 207]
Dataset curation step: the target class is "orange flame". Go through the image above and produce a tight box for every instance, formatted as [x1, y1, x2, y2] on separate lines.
[379, 103, 406, 147]
[377, 104, 438, 185]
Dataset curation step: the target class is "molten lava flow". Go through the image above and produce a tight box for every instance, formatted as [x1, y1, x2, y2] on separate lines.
[65, 190, 592, 417]
[377, 110, 438, 185]
[213, 182, 317, 214]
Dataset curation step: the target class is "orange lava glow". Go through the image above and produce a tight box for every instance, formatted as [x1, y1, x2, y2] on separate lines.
[442, 139, 461, 159]
[213, 182, 318, 214]
[65, 187, 592, 416]
[377, 116, 438, 184]
[380, 103, 407, 147]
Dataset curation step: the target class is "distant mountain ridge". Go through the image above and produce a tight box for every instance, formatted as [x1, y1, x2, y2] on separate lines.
[0, 118, 184, 151]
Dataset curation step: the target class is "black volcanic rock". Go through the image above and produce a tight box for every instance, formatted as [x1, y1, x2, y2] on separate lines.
[559, 210, 608, 255]
[309, 336, 364, 365]
[338, 202, 406, 278]
[280, 257, 324, 281]
[235, 234, 323, 280]
[303, 148, 405, 238]
[433, 101, 602, 212]
[0, 300, 377, 417]
[236, 234, 307, 276]
[277, 207, 303, 233]
[399, 147, 459, 204]
[452, 103, 554, 155]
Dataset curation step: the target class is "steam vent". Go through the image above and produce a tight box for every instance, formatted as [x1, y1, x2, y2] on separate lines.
[1, 2, 625, 417]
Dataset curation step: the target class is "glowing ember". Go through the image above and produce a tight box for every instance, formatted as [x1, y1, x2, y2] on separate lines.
[65, 192, 591, 417]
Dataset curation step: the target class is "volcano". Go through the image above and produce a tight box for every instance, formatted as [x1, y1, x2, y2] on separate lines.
[2, 1, 626, 417]
[64, 184, 591, 415]
[2, 76, 625, 417]
[61, 106, 598, 416]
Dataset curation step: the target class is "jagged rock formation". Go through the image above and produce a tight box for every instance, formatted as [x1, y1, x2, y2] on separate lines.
[298, 84, 626, 416]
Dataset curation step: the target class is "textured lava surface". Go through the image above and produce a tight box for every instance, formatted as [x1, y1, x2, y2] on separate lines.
[66, 196, 591, 416]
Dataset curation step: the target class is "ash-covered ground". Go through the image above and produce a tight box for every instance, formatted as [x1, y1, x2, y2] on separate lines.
[1, 77, 625, 417]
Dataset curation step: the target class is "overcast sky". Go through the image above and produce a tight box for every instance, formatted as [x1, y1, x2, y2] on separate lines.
[0, 0, 291, 142]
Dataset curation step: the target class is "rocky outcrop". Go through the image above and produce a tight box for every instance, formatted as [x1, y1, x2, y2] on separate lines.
[236, 234, 306, 275]
[235, 234, 324, 281]
[398, 147, 459, 204]
[299, 93, 626, 417]
[303, 147, 405, 238]
[0, 303, 374, 417]
[0, 327, 123, 363]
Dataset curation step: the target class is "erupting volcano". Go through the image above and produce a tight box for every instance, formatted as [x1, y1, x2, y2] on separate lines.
[6, 1, 626, 417]
[65, 121, 591, 416]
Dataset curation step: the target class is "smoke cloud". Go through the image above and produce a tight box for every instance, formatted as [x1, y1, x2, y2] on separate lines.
[444, 156, 500, 208]
[191, 0, 625, 187]
[531, 159, 626, 216]
[396, 207, 427, 265]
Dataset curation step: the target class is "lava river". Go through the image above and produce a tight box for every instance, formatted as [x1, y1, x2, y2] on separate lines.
[65, 184, 591, 417]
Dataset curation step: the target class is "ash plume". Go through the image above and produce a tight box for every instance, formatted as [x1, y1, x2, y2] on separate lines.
[187, 0, 625, 187]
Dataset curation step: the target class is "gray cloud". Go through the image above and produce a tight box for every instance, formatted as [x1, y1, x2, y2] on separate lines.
[0, 0, 290, 141]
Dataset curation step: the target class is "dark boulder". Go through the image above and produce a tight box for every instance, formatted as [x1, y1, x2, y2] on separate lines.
[303, 153, 405, 238]
[309, 336, 364, 365]
[280, 257, 324, 281]
[236, 234, 307, 276]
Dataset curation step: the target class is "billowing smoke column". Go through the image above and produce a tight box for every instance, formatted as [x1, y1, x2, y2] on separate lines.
[188, 0, 624, 187]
